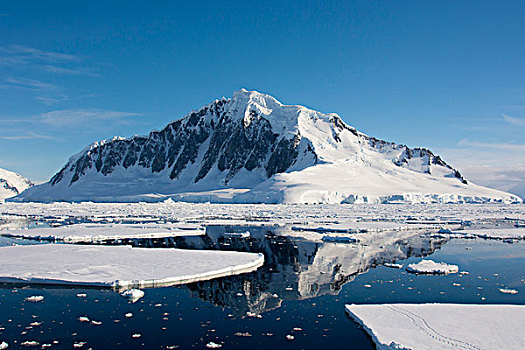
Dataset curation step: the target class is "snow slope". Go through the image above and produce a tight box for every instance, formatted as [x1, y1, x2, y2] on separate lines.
[12, 89, 521, 204]
[0, 167, 33, 201]
[345, 303, 525, 350]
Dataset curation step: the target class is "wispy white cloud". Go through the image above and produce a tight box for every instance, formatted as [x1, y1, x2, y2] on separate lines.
[0, 77, 57, 91]
[40, 109, 141, 127]
[0, 132, 54, 140]
[434, 139, 525, 198]
[0, 45, 100, 105]
[35, 95, 71, 105]
[0, 45, 79, 65]
[42, 64, 100, 77]
[502, 113, 525, 126]
[458, 139, 525, 151]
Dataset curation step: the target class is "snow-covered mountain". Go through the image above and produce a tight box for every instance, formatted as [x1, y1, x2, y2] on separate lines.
[0, 168, 33, 201]
[13, 89, 522, 203]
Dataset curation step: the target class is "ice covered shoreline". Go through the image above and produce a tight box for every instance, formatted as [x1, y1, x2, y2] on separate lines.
[346, 303, 525, 350]
[0, 244, 264, 289]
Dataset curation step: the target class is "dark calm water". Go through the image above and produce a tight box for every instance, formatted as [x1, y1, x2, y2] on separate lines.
[0, 226, 523, 349]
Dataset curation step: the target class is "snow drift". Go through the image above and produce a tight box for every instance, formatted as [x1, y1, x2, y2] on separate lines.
[12, 89, 521, 204]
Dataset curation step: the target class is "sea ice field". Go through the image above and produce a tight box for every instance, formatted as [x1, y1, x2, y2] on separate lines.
[0, 202, 523, 349]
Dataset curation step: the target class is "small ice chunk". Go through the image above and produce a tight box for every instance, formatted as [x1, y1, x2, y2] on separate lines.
[78, 316, 90, 322]
[73, 342, 86, 348]
[125, 313, 133, 318]
[499, 288, 518, 294]
[205, 342, 222, 349]
[363, 284, 372, 288]
[132, 334, 141, 338]
[406, 260, 458, 275]
[234, 332, 252, 337]
[0, 341, 8, 349]
[20, 341, 39, 347]
[77, 293, 87, 298]
[384, 263, 403, 269]
[24, 295, 44, 302]
[286, 335, 295, 340]
[120, 289, 145, 303]
[91, 320, 102, 325]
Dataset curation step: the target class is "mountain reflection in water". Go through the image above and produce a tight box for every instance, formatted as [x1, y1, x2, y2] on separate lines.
[129, 225, 446, 315]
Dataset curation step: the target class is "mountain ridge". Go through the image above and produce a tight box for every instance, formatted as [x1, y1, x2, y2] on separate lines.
[12, 89, 522, 204]
[0, 167, 33, 201]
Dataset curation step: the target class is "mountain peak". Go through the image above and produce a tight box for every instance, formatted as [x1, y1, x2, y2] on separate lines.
[12, 90, 522, 204]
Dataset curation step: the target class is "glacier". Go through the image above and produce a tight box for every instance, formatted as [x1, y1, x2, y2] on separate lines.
[11, 89, 521, 204]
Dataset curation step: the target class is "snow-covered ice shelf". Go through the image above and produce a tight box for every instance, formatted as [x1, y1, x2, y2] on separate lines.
[0, 244, 264, 289]
[345, 303, 525, 350]
[0, 223, 204, 243]
[405, 259, 459, 275]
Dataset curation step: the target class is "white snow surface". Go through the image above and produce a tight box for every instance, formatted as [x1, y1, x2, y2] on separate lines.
[11, 90, 521, 204]
[0, 223, 204, 242]
[406, 260, 459, 274]
[0, 244, 264, 289]
[0, 167, 33, 201]
[345, 303, 525, 350]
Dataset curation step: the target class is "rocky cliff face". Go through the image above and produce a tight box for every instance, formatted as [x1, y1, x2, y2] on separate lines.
[13, 89, 521, 203]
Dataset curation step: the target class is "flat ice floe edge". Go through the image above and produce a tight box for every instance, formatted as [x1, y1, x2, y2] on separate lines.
[0, 222, 205, 243]
[345, 303, 525, 350]
[0, 244, 264, 289]
[448, 227, 525, 240]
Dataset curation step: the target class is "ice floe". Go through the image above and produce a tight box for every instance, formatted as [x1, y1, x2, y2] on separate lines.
[345, 303, 525, 350]
[0, 244, 264, 289]
[499, 288, 518, 294]
[406, 260, 459, 275]
[20, 341, 39, 347]
[24, 295, 44, 302]
[205, 342, 222, 348]
[383, 263, 403, 269]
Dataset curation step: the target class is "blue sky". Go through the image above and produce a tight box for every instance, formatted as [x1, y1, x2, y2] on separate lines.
[1, 1, 524, 194]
